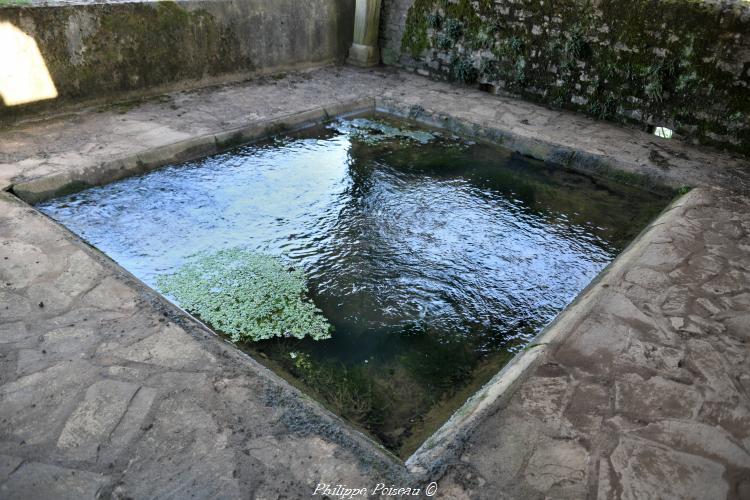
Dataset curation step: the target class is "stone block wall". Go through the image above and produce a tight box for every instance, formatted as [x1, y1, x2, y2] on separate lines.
[380, 0, 750, 156]
[0, 0, 354, 118]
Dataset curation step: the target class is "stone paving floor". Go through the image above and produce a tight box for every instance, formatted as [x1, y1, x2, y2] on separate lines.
[1, 66, 749, 499]
[431, 187, 750, 499]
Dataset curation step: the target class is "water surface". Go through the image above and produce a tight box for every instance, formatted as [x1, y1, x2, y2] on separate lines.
[37, 116, 669, 457]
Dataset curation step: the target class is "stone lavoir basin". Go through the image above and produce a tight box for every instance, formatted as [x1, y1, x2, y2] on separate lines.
[36, 115, 671, 458]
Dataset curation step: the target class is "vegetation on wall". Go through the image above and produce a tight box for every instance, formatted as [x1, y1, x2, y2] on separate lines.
[0, 2, 253, 104]
[0, 0, 354, 118]
[397, 0, 750, 155]
[95, 3, 247, 96]
[157, 248, 332, 342]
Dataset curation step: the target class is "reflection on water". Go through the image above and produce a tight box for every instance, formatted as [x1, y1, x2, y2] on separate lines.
[37, 116, 669, 457]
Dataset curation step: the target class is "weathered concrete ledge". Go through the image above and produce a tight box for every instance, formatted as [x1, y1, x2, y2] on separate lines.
[10, 97, 376, 204]
[1, 67, 749, 498]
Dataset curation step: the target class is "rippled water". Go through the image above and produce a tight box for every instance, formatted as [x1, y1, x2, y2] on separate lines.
[37, 116, 669, 456]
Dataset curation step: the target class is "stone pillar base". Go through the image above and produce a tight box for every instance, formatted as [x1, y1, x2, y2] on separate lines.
[347, 43, 380, 68]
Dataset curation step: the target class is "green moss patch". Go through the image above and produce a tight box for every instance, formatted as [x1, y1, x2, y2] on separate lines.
[395, 0, 750, 156]
[157, 248, 331, 342]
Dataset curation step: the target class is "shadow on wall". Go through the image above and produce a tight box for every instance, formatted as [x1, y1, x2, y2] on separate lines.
[0, 21, 57, 107]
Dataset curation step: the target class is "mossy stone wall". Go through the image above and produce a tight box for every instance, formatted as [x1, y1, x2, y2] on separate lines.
[0, 0, 354, 117]
[380, 0, 750, 156]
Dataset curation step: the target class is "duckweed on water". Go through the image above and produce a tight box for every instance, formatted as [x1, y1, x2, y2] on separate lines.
[156, 249, 331, 342]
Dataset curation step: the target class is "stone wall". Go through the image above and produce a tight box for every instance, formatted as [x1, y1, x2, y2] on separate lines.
[380, 0, 750, 156]
[0, 0, 354, 118]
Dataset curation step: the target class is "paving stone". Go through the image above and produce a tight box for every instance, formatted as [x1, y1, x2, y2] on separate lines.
[606, 291, 654, 326]
[144, 370, 210, 392]
[432, 478, 474, 500]
[0, 455, 24, 483]
[25, 281, 79, 315]
[0, 323, 29, 344]
[633, 419, 750, 470]
[610, 435, 728, 500]
[57, 379, 143, 461]
[455, 411, 539, 489]
[0, 291, 33, 323]
[702, 270, 748, 296]
[624, 267, 671, 291]
[620, 338, 684, 376]
[692, 315, 729, 339]
[243, 434, 367, 489]
[16, 325, 98, 375]
[518, 375, 574, 435]
[696, 297, 723, 315]
[637, 243, 685, 270]
[98, 323, 216, 370]
[0, 360, 98, 445]
[726, 292, 750, 310]
[98, 385, 157, 465]
[596, 458, 615, 500]
[687, 254, 726, 283]
[615, 373, 703, 421]
[81, 276, 138, 312]
[0, 461, 108, 500]
[565, 381, 610, 433]
[42, 324, 98, 349]
[523, 436, 588, 497]
[555, 317, 630, 374]
[738, 480, 750, 500]
[724, 313, 750, 340]
[52, 250, 104, 298]
[115, 395, 240, 499]
[106, 365, 149, 381]
[661, 285, 692, 316]
[0, 241, 49, 289]
[686, 339, 740, 402]
[669, 316, 684, 330]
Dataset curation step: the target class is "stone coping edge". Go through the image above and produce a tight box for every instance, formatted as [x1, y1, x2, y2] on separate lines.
[11, 95, 680, 205]
[9, 97, 377, 204]
[377, 98, 678, 197]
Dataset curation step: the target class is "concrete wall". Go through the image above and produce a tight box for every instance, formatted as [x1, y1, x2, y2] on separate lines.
[380, 0, 750, 156]
[0, 0, 354, 118]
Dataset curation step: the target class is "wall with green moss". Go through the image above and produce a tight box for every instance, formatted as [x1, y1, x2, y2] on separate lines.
[380, 0, 750, 156]
[0, 0, 354, 116]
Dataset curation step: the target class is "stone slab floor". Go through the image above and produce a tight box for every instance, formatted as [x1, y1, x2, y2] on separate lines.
[1, 66, 749, 499]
